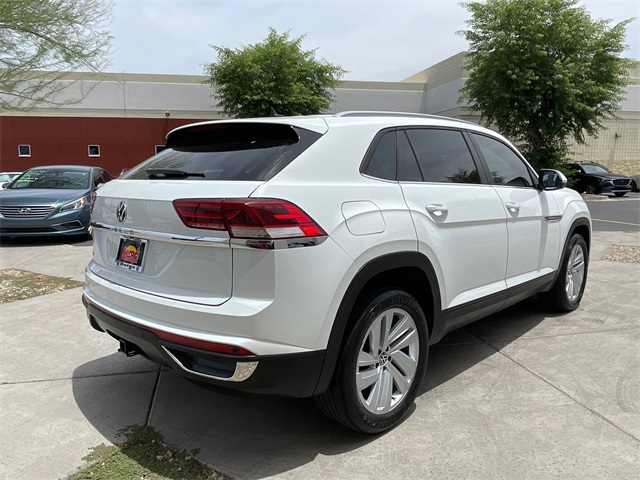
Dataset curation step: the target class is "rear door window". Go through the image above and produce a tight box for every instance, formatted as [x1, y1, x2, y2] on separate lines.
[405, 129, 481, 184]
[123, 123, 321, 181]
[397, 131, 423, 182]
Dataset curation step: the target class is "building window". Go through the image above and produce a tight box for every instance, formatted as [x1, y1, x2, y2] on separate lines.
[155, 145, 166, 154]
[18, 145, 31, 157]
[88, 145, 100, 157]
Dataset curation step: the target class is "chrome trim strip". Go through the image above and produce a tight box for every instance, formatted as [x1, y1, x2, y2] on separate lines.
[91, 222, 229, 246]
[545, 215, 563, 223]
[91, 222, 327, 250]
[161, 346, 258, 382]
[229, 236, 327, 250]
[92, 222, 328, 250]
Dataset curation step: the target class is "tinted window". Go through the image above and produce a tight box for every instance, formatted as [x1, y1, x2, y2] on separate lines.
[123, 123, 321, 181]
[472, 134, 534, 188]
[405, 129, 480, 184]
[581, 164, 609, 175]
[397, 131, 422, 182]
[93, 169, 112, 187]
[363, 131, 396, 181]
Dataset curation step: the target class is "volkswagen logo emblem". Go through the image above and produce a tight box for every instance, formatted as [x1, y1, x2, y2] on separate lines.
[116, 201, 127, 223]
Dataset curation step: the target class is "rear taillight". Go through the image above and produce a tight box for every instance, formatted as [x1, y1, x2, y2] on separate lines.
[173, 198, 326, 240]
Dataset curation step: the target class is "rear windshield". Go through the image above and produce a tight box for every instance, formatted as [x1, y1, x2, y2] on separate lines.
[123, 123, 322, 181]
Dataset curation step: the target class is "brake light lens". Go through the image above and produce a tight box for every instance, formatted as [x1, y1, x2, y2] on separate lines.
[173, 198, 326, 239]
[172, 200, 224, 230]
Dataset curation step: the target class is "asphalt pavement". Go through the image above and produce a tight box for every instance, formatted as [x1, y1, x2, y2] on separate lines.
[1, 215, 639, 479]
[585, 191, 640, 232]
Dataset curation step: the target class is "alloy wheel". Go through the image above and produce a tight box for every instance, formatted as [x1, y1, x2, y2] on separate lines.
[565, 244, 586, 302]
[356, 307, 419, 414]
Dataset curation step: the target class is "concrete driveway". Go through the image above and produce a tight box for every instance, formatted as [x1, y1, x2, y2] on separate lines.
[1, 230, 639, 479]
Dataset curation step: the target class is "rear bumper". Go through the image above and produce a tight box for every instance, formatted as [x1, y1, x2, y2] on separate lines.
[83, 295, 325, 398]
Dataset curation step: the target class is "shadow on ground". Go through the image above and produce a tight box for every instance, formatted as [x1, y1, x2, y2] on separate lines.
[71, 297, 549, 479]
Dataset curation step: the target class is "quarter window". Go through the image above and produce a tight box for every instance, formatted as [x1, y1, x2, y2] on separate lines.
[472, 134, 534, 188]
[405, 129, 481, 184]
[363, 131, 396, 181]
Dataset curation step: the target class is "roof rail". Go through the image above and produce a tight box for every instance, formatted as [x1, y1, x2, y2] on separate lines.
[333, 110, 477, 125]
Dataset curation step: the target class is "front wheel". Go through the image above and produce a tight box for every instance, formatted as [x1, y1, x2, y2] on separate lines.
[585, 184, 598, 195]
[539, 234, 588, 312]
[315, 289, 429, 433]
[614, 192, 626, 197]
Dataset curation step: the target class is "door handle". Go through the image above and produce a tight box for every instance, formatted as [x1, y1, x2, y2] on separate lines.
[425, 204, 448, 217]
[505, 202, 520, 213]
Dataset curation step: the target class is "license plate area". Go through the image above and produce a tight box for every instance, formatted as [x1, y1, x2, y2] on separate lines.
[115, 236, 148, 272]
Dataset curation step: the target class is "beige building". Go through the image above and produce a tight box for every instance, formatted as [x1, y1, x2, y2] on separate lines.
[2, 52, 638, 175]
[402, 52, 640, 175]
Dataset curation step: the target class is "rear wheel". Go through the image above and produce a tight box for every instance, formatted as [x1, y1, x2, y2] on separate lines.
[315, 289, 428, 433]
[540, 234, 588, 312]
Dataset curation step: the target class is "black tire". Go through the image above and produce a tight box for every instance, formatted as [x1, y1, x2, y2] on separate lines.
[614, 192, 626, 197]
[539, 234, 588, 312]
[585, 184, 598, 195]
[315, 289, 428, 434]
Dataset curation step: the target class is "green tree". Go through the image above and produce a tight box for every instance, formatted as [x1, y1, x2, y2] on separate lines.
[0, 0, 113, 110]
[204, 28, 346, 118]
[459, 0, 636, 169]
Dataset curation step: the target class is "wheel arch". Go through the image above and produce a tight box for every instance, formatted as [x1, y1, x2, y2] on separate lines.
[312, 251, 441, 396]
[571, 218, 591, 252]
[543, 216, 591, 293]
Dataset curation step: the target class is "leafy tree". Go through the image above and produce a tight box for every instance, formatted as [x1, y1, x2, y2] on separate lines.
[204, 28, 346, 118]
[459, 0, 636, 169]
[0, 0, 113, 110]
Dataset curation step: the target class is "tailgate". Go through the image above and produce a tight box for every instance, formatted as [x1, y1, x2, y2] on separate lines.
[88, 179, 262, 305]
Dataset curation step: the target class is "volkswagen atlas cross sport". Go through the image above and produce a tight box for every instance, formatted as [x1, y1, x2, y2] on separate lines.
[83, 112, 591, 433]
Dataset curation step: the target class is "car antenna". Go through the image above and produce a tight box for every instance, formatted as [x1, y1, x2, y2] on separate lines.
[270, 107, 283, 117]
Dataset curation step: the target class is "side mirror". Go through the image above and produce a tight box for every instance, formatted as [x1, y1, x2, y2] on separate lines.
[0, 183, 8, 189]
[539, 169, 567, 191]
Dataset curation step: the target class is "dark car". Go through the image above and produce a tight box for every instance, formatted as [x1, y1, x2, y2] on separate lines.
[0, 165, 112, 238]
[567, 162, 633, 197]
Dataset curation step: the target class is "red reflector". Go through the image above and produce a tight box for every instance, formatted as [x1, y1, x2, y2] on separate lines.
[90, 191, 97, 214]
[173, 198, 326, 240]
[150, 328, 253, 355]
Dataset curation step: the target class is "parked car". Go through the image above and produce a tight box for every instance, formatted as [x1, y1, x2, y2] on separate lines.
[83, 112, 591, 433]
[567, 162, 633, 197]
[0, 172, 22, 189]
[0, 165, 112, 238]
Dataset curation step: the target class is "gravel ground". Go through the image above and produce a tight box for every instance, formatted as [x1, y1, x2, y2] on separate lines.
[602, 244, 640, 263]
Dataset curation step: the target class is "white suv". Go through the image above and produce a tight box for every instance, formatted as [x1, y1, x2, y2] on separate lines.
[83, 112, 591, 433]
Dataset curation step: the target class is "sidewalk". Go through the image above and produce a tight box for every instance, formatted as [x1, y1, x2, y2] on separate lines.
[1, 231, 639, 479]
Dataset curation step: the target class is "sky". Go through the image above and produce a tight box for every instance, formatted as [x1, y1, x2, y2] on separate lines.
[110, 0, 640, 82]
